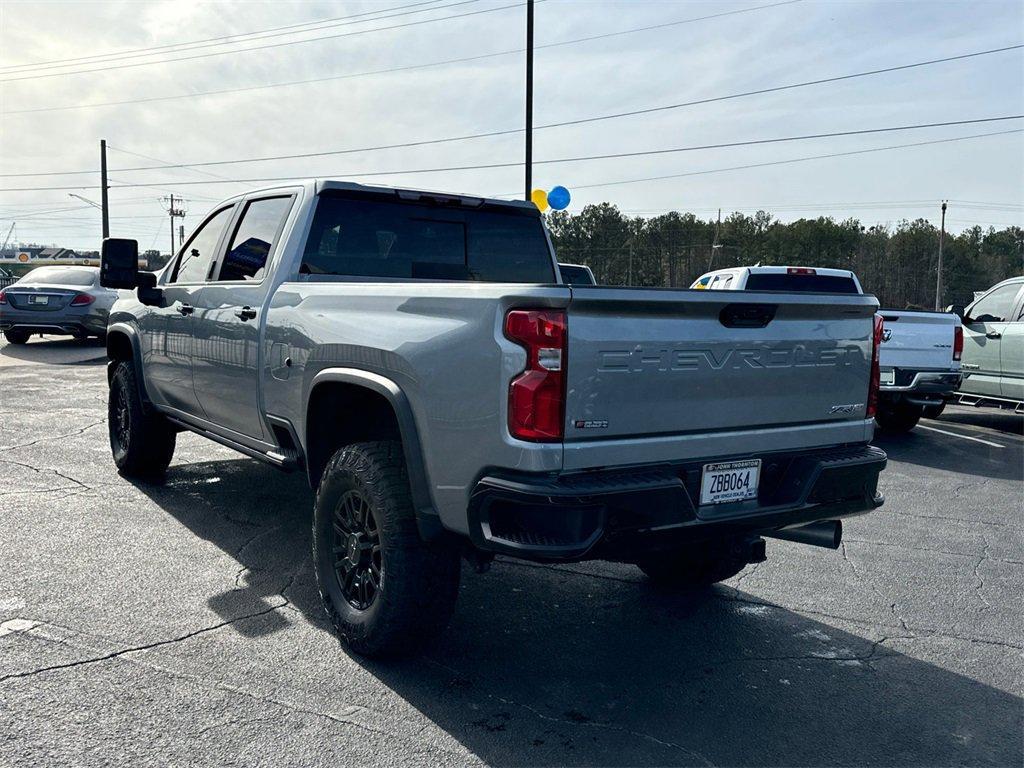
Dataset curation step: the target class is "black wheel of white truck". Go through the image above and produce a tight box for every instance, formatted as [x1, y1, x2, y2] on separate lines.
[313, 441, 460, 658]
[108, 360, 177, 477]
[874, 401, 922, 433]
[4, 329, 29, 345]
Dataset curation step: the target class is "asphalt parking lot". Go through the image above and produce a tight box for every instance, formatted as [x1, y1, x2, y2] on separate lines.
[0, 338, 1021, 767]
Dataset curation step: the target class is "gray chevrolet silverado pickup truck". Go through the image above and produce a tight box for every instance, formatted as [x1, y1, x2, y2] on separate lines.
[99, 180, 887, 657]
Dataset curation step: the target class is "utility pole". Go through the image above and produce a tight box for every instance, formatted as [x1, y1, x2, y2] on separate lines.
[524, 0, 534, 201]
[162, 195, 186, 257]
[935, 200, 947, 310]
[100, 139, 109, 240]
[708, 208, 721, 270]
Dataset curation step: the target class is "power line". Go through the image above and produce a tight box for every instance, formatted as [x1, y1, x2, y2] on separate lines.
[947, 218, 1022, 226]
[554, 129, 1024, 194]
[0, 0, 452, 72]
[3, 116, 1019, 193]
[1, 0, 802, 114]
[0, 1, 531, 83]
[948, 198, 1023, 209]
[106, 144, 256, 189]
[4, 43, 1019, 180]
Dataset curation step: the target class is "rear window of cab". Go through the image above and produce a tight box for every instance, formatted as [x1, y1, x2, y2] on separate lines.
[19, 268, 96, 287]
[301, 193, 555, 283]
[744, 274, 859, 293]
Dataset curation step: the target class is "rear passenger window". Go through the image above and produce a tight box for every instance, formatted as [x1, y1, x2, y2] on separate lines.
[968, 284, 1020, 323]
[216, 196, 293, 282]
[301, 194, 555, 282]
[172, 207, 233, 284]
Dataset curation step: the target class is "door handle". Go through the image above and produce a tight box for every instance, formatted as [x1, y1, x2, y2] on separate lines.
[177, 303, 194, 315]
[235, 306, 257, 321]
[986, 331, 1002, 339]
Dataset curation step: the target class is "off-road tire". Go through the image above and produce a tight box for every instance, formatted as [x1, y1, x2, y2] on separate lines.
[638, 542, 749, 588]
[922, 402, 946, 420]
[3, 330, 29, 344]
[313, 441, 460, 658]
[108, 360, 176, 476]
[874, 401, 922, 433]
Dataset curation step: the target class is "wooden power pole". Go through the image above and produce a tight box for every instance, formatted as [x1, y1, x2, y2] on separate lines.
[100, 139, 109, 240]
[524, 0, 534, 201]
[935, 200, 947, 310]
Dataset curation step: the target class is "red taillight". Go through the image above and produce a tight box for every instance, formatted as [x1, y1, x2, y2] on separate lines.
[867, 313, 884, 418]
[70, 293, 95, 306]
[0, 290, 6, 304]
[787, 267, 816, 275]
[505, 309, 566, 441]
[953, 325, 963, 362]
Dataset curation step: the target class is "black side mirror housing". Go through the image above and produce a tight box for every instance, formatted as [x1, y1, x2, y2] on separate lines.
[137, 271, 163, 307]
[101, 238, 140, 289]
[946, 304, 966, 321]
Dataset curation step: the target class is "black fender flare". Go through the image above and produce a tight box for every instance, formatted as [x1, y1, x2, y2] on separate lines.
[307, 367, 443, 541]
[105, 323, 151, 406]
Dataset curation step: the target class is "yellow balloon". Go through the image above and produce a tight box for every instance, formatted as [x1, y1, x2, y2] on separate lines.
[531, 188, 549, 212]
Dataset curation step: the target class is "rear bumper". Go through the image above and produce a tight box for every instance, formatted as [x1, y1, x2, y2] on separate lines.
[880, 368, 962, 400]
[0, 320, 93, 337]
[0, 308, 106, 336]
[468, 444, 886, 562]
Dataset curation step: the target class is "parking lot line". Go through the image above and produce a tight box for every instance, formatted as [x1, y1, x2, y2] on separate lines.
[917, 424, 1005, 448]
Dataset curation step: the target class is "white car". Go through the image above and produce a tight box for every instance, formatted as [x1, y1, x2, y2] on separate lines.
[691, 265, 863, 293]
[691, 265, 962, 432]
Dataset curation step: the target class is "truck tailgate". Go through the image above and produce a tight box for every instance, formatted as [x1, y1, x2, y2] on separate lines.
[564, 288, 878, 442]
[878, 309, 958, 370]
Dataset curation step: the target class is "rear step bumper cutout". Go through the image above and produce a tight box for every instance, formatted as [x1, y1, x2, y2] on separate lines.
[468, 445, 886, 562]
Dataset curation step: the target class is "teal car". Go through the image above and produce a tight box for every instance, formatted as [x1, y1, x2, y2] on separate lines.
[955, 276, 1024, 409]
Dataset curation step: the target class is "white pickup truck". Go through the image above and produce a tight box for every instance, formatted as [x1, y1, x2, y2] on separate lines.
[693, 266, 962, 431]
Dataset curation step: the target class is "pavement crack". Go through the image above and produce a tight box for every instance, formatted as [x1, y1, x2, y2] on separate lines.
[231, 525, 282, 588]
[882, 509, 1007, 528]
[0, 600, 289, 685]
[495, 548, 1023, 651]
[427, 660, 716, 766]
[841, 541, 909, 630]
[718, 632, 915, 667]
[971, 537, 992, 611]
[733, 560, 762, 598]
[0, 419, 106, 453]
[0, 456, 91, 490]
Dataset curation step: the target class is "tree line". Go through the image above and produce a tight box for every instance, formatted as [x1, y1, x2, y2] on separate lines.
[546, 204, 1023, 308]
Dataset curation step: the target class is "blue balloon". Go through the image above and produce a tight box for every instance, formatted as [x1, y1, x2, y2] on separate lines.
[547, 185, 571, 210]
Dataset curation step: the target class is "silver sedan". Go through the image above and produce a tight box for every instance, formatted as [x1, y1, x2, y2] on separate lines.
[0, 265, 122, 344]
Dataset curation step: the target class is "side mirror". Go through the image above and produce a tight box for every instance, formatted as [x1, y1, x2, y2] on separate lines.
[946, 304, 966, 321]
[137, 271, 164, 307]
[101, 238, 139, 289]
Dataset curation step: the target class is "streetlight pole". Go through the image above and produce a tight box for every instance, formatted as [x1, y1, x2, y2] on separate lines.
[935, 200, 947, 310]
[524, 0, 534, 201]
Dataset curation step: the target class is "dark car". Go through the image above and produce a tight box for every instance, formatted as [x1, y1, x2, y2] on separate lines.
[0, 265, 120, 344]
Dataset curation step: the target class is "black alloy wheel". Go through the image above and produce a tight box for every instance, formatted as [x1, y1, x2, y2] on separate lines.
[332, 489, 383, 610]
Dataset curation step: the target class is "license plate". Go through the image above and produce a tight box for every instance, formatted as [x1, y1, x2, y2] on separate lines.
[879, 369, 895, 385]
[700, 459, 761, 505]
[28, 295, 49, 305]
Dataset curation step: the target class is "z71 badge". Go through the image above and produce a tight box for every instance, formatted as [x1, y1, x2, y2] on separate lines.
[574, 419, 609, 429]
[828, 403, 863, 415]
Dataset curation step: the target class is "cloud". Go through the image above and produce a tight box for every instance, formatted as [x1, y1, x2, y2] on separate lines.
[0, 0, 1020, 248]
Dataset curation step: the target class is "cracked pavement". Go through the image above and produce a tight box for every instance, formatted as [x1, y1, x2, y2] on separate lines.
[0, 340, 1021, 767]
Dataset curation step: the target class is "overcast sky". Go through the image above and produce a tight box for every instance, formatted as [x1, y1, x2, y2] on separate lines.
[0, 0, 1021, 250]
